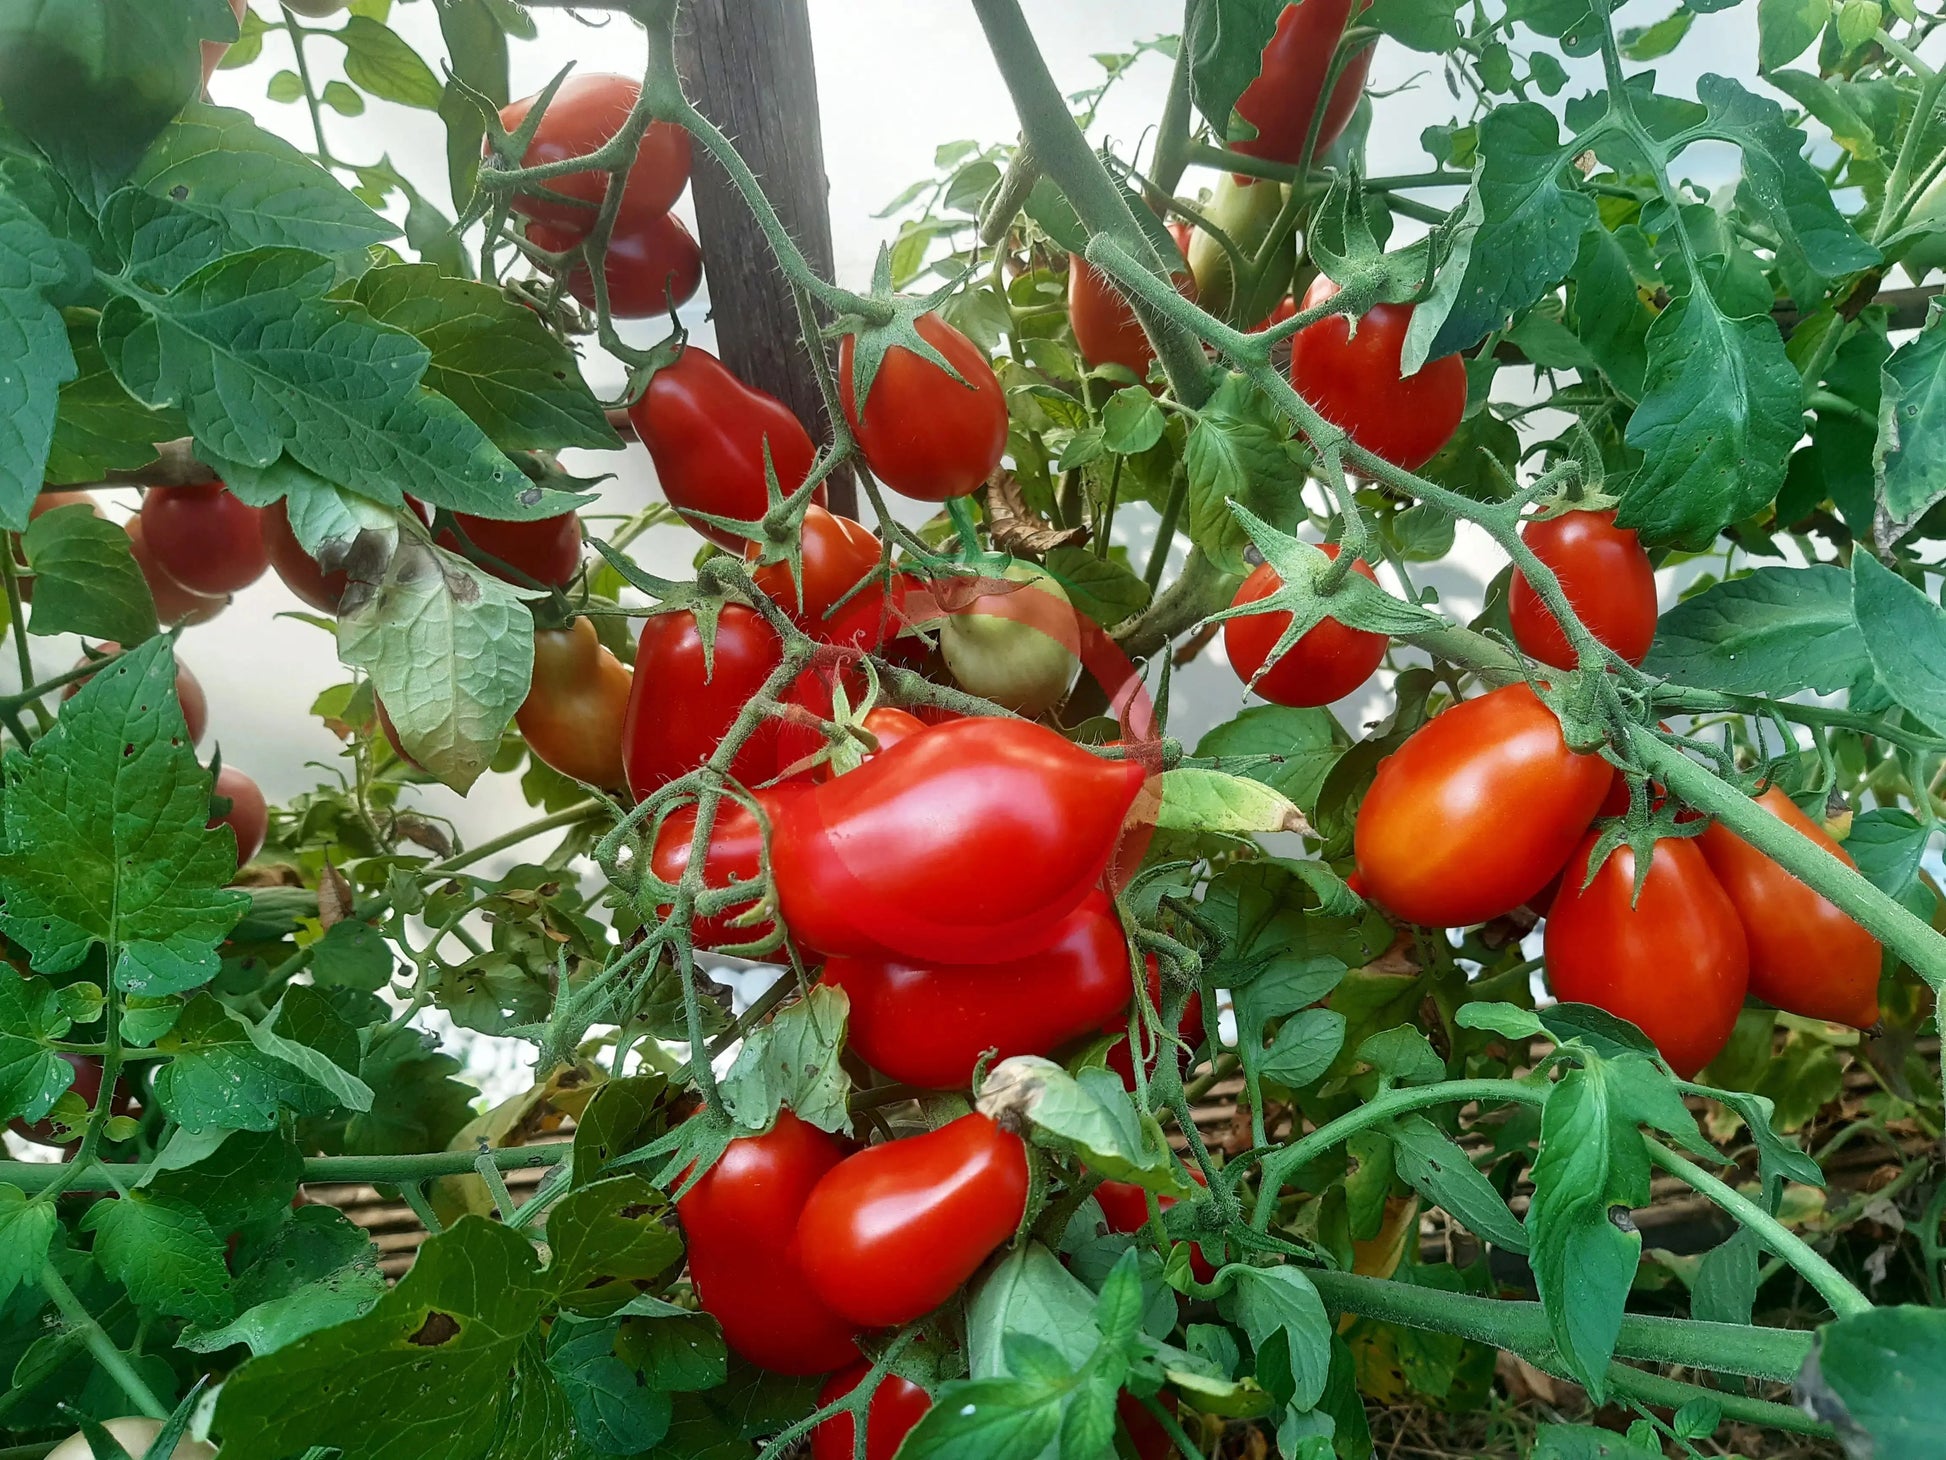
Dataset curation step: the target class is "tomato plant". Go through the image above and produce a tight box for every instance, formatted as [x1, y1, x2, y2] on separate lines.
[810, 1365, 932, 1460]
[516, 617, 633, 790]
[138, 483, 268, 597]
[499, 73, 690, 234]
[1223, 545, 1388, 706]
[1508, 508, 1659, 669]
[623, 604, 780, 798]
[838, 312, 1007, 500]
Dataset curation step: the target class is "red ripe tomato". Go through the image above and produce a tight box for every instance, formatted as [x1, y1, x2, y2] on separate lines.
[622, 605, 780, 799]
[629, 345, 822, 550]
[1250, 296, 1299, 333]
[373, 697, 422, 772]
[1354, 684, 1613, 927]
[1106, 957, 1205, 1087]
[1233, 0, 1374, 166]
[649, 791, 794, 951]
[1697, 786, 1881, 1029]
[1509, 510, 1658, 669]
[838, 312, 1006, 502]
[8, 1053, 137, 1147]
[441, 511, 583, 589]
[516, 618, 632, 790]
[260, 498, 345, 614]
[795, 1112, 1029, 1327]
[525, 212, 703, 320]
[498, 74, 690, 237]
[749, 506, 882, 633]
[140, 484, 268, 597]
[771, 660, 925, 781]
[811, 1365, 932, 1460]
[126, 515, 229, 627]
[1067, 224, 1194, 378]
[824, 890, 1132, 1089]
[769, 717, 1150, 963]
[68, 644, 208, 746]
[209, 764, 267, 870]
[818, 570, 930, 661]
[1095, 1168, 1219, 1283]
[1223, 547, 1387, 707]
[1288, 275, 1467, 471]
[1117, 1393, 1180, 1460]
[1545, 833, 1749, 1078]
[676, 1110, 861, 1375]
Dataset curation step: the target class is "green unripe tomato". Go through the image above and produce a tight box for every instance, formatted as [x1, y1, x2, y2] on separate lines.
[281, 0, 350, 15]
[47, 1420, 217, 1460]
[940, 560, 1080, 716]
[1898, 168, 1946, 282]
[1186, 172, 1292, 326]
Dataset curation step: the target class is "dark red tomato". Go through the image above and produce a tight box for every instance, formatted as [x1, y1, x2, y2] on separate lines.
[629, 345, 822, 550]
[811, 1364, 932, 1460]
[68, 644, 208, 746]
[1117, 1392, 1180, 1460]
[1288, 275, 1467, 471]
[126, 515, 228, 627]
[622, 605, 781, 800]
[1509, 510, 1658, 669]
[818, 570, 930, 662]
[498, 74, 690, 236]
[796, 1113, 1029, 1327]
[749, 506, 882, 632]
[769, 717, 1150, 963]
[838, 312, 1006, 502]
[824, 890, 1132, 1089]
[1223, 547, 1388, 707]
[1232, 0, 1373, 166]
[1354, 684, 1613, 927]
[1095, 1167, 1219, 1283]
[260, 498, 344, 614]
[1698, 786, 1881, 1029]
[209, 764, 267, 870]
[1545, 832, 1749, 1078]
[1106, 957, 1205, 1087]
[373, 697, 422, 772]
[1249, 295, 1299, 332]
[526, 212, 703, 319]
[139, 483, 268, 596]
[649, 790, 798, 951]
[8, 1054, 136, 1147]
[516, 617, 632, 790]
[676, 1110, 861, 1375]
[441, 511, 583, 589]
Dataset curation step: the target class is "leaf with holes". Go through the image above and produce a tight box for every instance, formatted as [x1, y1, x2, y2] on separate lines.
[81, 1190, 234, 1325]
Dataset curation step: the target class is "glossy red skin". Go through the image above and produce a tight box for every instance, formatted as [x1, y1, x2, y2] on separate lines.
[1289, 276, 1468, 471]
[8, 1054, 136, 1147]
[68, 645, 208, 746]
[622, 605, 781, 800]
[498, 75, 690, 236]
[1106, 958, 1205, 1087]
[1095, 1168, 1219, 1284]
[1067, 224, 1193, 377]
[677, 1111, 861, 1375]
[839, 312, 1007, 502]
[1117, 1393, 1179, 1460]
[1509, 510, 1658, 669]
[1224, 547, 1388, 707]
[750, 506, 882, 633]
[796, 1113, 1029, 1327]
[649, 791, 796, 950]
[126, 515, 229, 626]
[818, 571, 930, 662]
[209, 764, 267, 869]
[825, 890, 1132, 1089]
[1546, 833, 1750, 1078]
[811, 1365, 932, 1460]
[260, 498, 345, 614]
[442, 511, 583, 589]
[630, 345, 821, 550]
[517, 618, 632, 789]
[1233, 0, 1373, 165]
[526, 212, 702, 319]
[1698, 787, 1881, 1029]
[770, 717, 1149, 963]
[140, 484, 268, 597]
[1355, 684, 1613, 927]
[771, 660, 924, 781]
[1250, 296, 1299, 332]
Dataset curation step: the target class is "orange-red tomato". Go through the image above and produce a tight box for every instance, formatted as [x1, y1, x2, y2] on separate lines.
[1232, 0, 1374, 166]
[1698, 786, 1881, 1029]
[442, 511, 584, 589]
[1509, 509, 1658, 669]
[209, 764, 267, 869]
[810, 1365, 932, 1460]
[1545, 832, 1749, 1078]
[140, 484, 268, 597]
[525, 212, 703, 319]
[67, 643, 208, 746]
[1223, 547, 1387, 706]
[838, 312, 1007, 501]
[498, 74, 690, 237]
[1067, 223, 1194, 378]
[773, 661, 925, 783]
[749, 506, 883, 633]
[516, 618, 632, 790]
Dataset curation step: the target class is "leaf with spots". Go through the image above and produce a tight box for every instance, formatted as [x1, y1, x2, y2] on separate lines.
[80, 1190, 234, 1325]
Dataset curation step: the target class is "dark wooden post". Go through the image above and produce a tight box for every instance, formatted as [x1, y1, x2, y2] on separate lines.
[676, 0, 854, 515]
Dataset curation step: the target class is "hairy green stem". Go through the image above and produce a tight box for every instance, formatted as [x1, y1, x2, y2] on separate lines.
[433, 798, 608, 875]
[0, 1144, 572, 1192]
[38, 1260, 167, 1419]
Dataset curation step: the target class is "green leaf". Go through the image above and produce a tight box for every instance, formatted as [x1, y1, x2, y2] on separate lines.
[1873, 300, 1946, 542]
[336, 539, 535, 793]
[181, 1205, 386, 1358]
[1801, 1305, 1946, 1457]
[1620, 7, 1693, 58]
[1218, 1266, 1332, 1410]
[1184, 0, 1284, 140]
[0, 976, 77, 1125]
[0, 1184, 57, 1306]
[1387, 1115, 1528, 1253]
[45, 313, 189, 484]
[1364, 0, 1462, 52]
[245, 994, 375, 1113]
[81, 1191, 234, 1324]
[718, 985, 850, 1136]
[1258, 1007, 1346, 1089]
[1041, 545, 1152, 628]
[0, 189, 82, 529]
[310, 919, 397, 992]
[213, 1217, 556, 1460]
[151, 994, 346, 1133]
[1642, 565, 1862, 695]
[1844, 808, 1930, 902]
[983, 1058, 1189, 1193]
[1205, 861, 1353, 1050]
[350, 264, 621, 453]
[608, 1295, 727, 1394]
[21, 506, 157, 642]
[1356, 1025, 1445, 1085]
[0, 637, 247, 995]
[546, 1315, 673, 1454]
[1759, 0, 1832, 68]
[1156, 767, 1307, 835]
[1404, 103, 1597, 367]
[1852, 552, 1946, 731]
[968, 1243, 1100, 1380]
[1101, 385, 1166, 454]
[1533, 1425, 1659, 1458]
[570, 1073, 673, 1188]
[437, 0, 510, 211]
[1194, 704, 1349, 817]
[1185, 374, 1307, 573]
[1618, 290, 1802, 545]
[544, 1175, 684, 1313]
[897, 1374, 1069, 1460]
[1455, 1001, 1544, 1040]
[339, 15, 445, 109]
[1568, 225, 1652, 402]
[333, 1021, 476, 1157]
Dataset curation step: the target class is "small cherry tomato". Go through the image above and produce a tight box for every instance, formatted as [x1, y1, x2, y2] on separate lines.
[1289, 275, 1467, 471]
[1232, 0, 1374, 166]
[838, 312, 1006, 502]
[126, 515, 229, 626]
[1509, 509, 1658, 669]
[811, 1365, 932, 1460]
[1545, 832, 1749, 1078]
[677, 1110, 861, 1375]
[749, 506, 882, 633]
[140, 483, 268, 596]
[209, 764, 268, 870]
[630, 344, 822, 550]
[517, 617, 633, 789]
[939, 561, 1081, 716]
[441, 510, 584, 589]
[1106, 957, 1205, 1087]
[1223, 547, 1387, 707]
[825, 889, 1132, 1089]
[260, 497, 345, 614]
[795, 1112, 1029, 1327]
[68, 643, 208, 746]
[1698, 786, 1881, 1029]
[622, 604, 781, 799]
[1117, 1393, 1181, 1460]
[1354, 684, 1613, 927]
[8, 1053, 137, 1147]
[498, 74, 691, 237]
[526, 211, 703, 319]
[649, 791, 794, 951]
